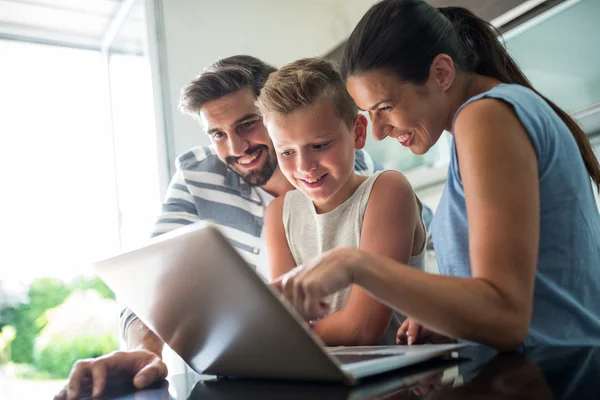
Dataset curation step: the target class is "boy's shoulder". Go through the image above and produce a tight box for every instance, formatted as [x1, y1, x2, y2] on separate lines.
[362, 170, 420, 232]
[267, 188, 320, 227]
[267, 192, 286, 212]
[368, 170, 415, 204]
[265, 190, 295, 218]
[372, 169, 412, 189]
[267, 189, 306, 214]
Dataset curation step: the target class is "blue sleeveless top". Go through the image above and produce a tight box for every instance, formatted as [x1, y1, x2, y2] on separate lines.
[430, 84, 600, 346]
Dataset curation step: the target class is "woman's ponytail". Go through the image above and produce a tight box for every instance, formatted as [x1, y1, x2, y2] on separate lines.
[439, 6, 600, 190]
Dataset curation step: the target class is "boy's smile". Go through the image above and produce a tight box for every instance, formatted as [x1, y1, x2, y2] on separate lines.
[298, 173, 328, 189]
[265, 98, 367, 213]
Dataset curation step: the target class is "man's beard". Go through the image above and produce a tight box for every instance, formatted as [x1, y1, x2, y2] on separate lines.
[225, 145, 278, 187]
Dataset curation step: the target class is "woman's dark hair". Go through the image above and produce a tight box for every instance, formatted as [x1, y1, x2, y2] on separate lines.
[341, 0, 600, 190]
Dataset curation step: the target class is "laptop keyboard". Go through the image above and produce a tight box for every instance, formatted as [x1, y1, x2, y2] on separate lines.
[332, 352, 405, 365]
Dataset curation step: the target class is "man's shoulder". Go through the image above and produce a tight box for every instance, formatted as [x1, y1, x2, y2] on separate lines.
[354, 148, 383, 175]
[175, 145, 228, 176]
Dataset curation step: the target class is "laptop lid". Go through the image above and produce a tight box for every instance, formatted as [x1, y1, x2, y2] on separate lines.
[93, 223, 350, 382]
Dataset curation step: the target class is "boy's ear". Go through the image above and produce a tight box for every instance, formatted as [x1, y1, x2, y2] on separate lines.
[353, 114, 368, 150]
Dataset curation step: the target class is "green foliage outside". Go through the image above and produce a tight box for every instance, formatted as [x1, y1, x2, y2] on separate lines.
[69, 276, 115, 300]
[0, 276, 115, 367]
[4, 278, 70, 364]
[35, 333, 118, 378]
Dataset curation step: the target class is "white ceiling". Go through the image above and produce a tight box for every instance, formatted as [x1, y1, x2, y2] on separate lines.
[0, 0, 144, 51]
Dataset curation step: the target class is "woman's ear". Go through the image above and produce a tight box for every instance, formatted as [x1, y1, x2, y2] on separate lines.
[429, 53, 456, 93]
[353, 114, 368, 150]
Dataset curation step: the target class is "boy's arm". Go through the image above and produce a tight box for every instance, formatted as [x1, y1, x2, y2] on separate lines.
[265, 196, 297, 281]
[311, 171, 419, 345]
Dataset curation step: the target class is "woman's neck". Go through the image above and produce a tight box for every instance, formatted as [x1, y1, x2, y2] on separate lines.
[445, 73, 503, 131]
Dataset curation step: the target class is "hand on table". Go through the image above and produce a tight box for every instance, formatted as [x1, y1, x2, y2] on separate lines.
[53, 349, 167, 400]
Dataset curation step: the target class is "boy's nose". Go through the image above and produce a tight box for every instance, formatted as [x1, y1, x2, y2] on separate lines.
[297, 155, 317, 174]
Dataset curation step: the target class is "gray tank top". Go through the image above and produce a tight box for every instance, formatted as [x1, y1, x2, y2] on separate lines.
[283, 170, 426, 345]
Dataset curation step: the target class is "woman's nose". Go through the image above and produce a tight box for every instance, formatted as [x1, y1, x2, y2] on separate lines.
[372, 117, 391, 141]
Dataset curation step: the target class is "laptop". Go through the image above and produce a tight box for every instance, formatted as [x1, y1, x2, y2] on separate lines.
[93, 222, 464, 384]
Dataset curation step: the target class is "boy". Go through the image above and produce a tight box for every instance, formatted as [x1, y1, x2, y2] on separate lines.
[257, 58, 426, 345]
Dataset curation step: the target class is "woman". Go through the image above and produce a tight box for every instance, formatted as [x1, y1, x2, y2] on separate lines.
[274, 0, 600, 349]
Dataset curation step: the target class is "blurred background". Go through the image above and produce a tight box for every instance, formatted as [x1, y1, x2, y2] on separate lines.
[0, 0, 599, 398]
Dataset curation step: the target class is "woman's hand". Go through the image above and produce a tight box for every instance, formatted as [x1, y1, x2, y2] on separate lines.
[272, 248, 365, 320]
[396, 317, 422, 345]
[396, 317, 456, 345]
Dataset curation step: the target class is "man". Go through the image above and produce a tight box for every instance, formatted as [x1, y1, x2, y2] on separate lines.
[56, 55, 380, 400]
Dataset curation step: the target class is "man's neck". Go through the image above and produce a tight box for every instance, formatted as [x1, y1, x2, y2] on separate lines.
[259, 168, 294, 198]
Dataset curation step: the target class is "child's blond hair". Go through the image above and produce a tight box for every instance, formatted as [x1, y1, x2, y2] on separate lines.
[256, 58, 357, 129]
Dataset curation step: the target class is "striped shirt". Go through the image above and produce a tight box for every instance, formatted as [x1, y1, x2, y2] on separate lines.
[120, 145, 382, 337]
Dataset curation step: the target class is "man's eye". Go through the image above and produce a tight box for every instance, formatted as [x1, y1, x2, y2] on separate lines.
[379, 106, 392, 112]
[240, 121, 256, 130]
[212, 132, 225, 139]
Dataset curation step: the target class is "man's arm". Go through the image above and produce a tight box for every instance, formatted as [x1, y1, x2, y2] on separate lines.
[125, 318, 164, 356]
[149, 168, 201, 237]
[311, 171, 419, 345]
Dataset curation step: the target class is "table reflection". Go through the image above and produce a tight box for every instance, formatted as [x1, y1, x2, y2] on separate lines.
[96, 346, 600, 400]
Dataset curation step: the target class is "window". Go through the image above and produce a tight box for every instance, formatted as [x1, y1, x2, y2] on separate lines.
[503, 0, 600, 114]
[0, 40, 119, 281]
[0, 38, 120, 398]
[0, 1, 162, 398]
[106, 0, 162, 248]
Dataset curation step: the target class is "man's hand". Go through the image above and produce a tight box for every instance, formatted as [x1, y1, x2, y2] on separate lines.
[396, 317, 456, 345]
[53, 349, 167, 400]
[55, 318, 166, 400]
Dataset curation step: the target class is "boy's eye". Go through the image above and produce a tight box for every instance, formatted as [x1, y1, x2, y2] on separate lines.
[281, 150, 294, 158]
[313, 141, 331, 150]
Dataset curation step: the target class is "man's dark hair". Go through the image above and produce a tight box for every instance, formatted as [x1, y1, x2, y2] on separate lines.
[179, 55, 277, 117]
